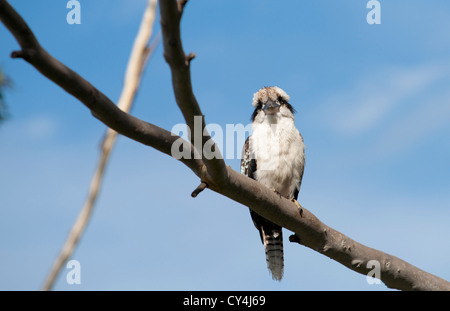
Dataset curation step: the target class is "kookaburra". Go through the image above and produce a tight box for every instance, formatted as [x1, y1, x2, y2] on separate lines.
[241, 86, 305, 281]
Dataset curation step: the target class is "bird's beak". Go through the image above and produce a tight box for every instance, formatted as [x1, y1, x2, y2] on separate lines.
[263, 101, 280, 115]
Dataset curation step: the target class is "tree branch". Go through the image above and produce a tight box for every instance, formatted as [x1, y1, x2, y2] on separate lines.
[218, 169, 450, 290]
[40, 0, 159, 291]
[159, 0, 227, 185]
[1, 0, 449, 290]
[0, 0, 203, 176]
[158, 0, 450, 291]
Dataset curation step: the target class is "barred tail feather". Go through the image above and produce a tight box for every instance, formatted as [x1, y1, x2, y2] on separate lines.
[262, 228, 284, 281]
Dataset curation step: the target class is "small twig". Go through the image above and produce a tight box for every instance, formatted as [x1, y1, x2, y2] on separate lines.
[289, 234, 301, 244]
[191, 182, 207, 198]
[11, 50, 29, 59]
[177, 0, 189, 13]
[185, 52, 196, 66]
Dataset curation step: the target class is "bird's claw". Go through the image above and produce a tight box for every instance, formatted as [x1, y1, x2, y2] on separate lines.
[291, 198, 303, 217]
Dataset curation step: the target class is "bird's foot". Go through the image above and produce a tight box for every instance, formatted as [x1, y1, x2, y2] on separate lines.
[291, 198, 303, 217]
[271, 188, 282, 199]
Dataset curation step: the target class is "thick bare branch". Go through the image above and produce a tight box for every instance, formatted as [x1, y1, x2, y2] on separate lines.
[0, 0, 203, 176]
[216, 168, 450, 290]
[1, 0, 449, 291]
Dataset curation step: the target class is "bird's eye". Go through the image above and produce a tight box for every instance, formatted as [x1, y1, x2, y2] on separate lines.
[277, 96, 284, 104]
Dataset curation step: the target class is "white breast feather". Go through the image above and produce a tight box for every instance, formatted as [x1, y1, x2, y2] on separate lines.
[250, 107, 305, 199]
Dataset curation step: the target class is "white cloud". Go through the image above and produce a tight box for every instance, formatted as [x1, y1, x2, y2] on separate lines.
[0, 114, 60, 144]
[374, 89, 450, 157]
[321, 63, 450, 135]
[23, 115, 58, 141]
[29, 115, 57, 137]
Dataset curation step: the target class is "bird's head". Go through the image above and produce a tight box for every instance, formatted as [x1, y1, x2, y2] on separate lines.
[251, 86, 295, 122]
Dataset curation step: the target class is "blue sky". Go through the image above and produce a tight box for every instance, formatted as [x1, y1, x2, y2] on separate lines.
[1, 0, 450, 290]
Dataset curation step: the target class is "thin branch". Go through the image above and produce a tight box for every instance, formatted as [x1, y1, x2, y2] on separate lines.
[40, 0, 159, 291]
[1, 0, 449, 291]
